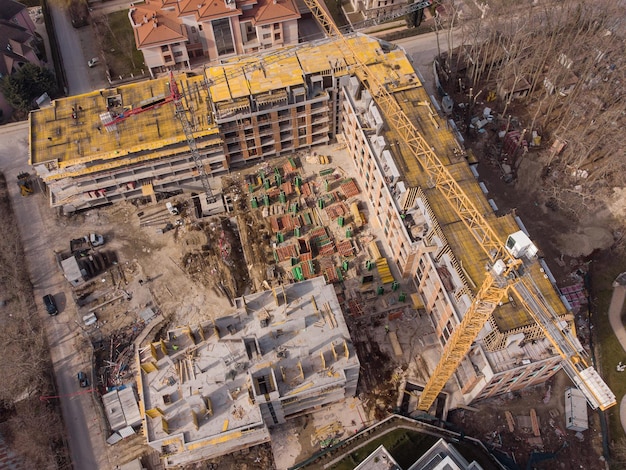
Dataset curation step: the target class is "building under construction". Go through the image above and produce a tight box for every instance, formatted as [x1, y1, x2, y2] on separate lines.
[136, 276, 359, 466]
[28, 32, 612, 425]
[28, 36, 368, 213]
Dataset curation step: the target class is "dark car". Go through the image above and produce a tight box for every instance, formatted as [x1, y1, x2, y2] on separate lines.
[43, 294, 58, 315]
[77, 372, 89, 388]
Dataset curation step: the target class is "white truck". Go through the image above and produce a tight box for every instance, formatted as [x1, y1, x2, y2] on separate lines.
[70, 233, 105, 254]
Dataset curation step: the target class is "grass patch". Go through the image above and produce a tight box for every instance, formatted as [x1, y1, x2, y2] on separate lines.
[94, 10, 145, 78]
[330, 430, 438, 470]
[592, 251, 626, 441]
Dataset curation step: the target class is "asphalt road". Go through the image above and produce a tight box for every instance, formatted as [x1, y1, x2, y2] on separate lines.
[393, 28, 463, 98]
[0, 122, 110, 469]
[48, 3, 92, 95]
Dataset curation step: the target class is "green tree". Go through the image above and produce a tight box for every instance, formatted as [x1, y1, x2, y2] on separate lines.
[0, 63, 57, 113]
[405, 0, 425, 28]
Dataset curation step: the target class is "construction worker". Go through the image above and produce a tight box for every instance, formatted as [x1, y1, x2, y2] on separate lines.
[385, 324, 390, 334]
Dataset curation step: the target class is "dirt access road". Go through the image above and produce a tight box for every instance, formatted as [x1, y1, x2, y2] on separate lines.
[0, 122, 108, 468]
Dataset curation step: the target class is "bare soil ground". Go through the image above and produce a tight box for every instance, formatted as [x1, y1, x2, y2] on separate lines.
[448, 372, 606, 469]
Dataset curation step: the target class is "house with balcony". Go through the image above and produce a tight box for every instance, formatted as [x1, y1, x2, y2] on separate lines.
[129, 0, 300, 77]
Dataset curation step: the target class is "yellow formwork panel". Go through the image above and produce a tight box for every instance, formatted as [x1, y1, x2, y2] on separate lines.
[29, 73, 217, 167]
[387, 49, 421, 81]
[247, 55, 303, 95]
[376, 258, 394, 284]
[31, 36, 417, 170]
[185, 430, 243, 450]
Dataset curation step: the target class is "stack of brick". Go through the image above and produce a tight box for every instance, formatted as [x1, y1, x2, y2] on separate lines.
[274, 243, 299, 262]
[325, 202, 348, 220]
[301, 182, 312, 197]
[280, 181, 294, 195]
[301, 259, 316, 279]
[283, 158, 297, 175]
[340, 179, 360, 198]
[336, 240, 354, 257]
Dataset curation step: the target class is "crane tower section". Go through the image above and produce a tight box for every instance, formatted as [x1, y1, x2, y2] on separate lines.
[169, 73, 215, 204]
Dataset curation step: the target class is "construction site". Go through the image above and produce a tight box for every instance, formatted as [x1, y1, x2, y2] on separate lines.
[24, 3, 617, 468]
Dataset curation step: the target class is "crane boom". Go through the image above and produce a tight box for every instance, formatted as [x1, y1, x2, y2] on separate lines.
[169, 73, 215, 203]
[304, 0, 615, 411]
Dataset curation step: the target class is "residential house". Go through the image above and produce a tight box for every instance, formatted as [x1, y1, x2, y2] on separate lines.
[0, 0, 42, 121]
[129, 0, 300, 77]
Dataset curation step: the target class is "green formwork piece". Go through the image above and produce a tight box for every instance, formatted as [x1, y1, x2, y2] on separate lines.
[279, 192, 286, 203]
[337, 216, 344, 227]
[346, 228, 352, 238]
[399, 292, 406, 302]
[263, 195, 270, 206]
[292, 266, 304, 281]
[342, 260, 349, 271]
[377, 286, 384, 295]
[251, 197, 258, 208]
[294, 227, 301, 237]
[392, 281, 399, 291]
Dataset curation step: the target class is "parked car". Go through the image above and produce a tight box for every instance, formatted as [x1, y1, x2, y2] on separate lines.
[43, 294, 58, 316]
[87, 57, 99, 68]
[77, 371, 89, 388]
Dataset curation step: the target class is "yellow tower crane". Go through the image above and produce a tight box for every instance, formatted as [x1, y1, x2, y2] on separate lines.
[302, 1, 615, 412]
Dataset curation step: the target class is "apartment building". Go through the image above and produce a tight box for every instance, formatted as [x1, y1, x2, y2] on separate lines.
[136, 276, 359, 466]
[349, 0, 403, 20]
[28, 36, 374, 213]
[340, 58, 568, 406]
[129, 0, 300, 77]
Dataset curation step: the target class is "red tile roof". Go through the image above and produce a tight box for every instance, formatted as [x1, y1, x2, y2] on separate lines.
[253, 0, 300, 25]
[178, 0, 242, 20]
[131, 2, 188, 48]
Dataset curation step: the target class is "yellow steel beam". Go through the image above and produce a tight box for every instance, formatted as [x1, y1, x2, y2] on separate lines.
[302, 0, 511, 268]
[417, 270, 508, 410]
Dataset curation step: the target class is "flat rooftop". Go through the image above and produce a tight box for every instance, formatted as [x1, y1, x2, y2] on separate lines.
[138, 276, 358, 450]
[28, 34, 413, 180]
[369, 84, 568, 333]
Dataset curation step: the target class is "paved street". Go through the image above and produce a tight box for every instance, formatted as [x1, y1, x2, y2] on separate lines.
[47, 3, 114, 95]
[393, 28, 463, 98]
[0, 122, 110, 470]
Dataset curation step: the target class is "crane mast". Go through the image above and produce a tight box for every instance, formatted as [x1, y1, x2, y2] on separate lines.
[169, 73, 215, 203]
[303, 0, 615, 412]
